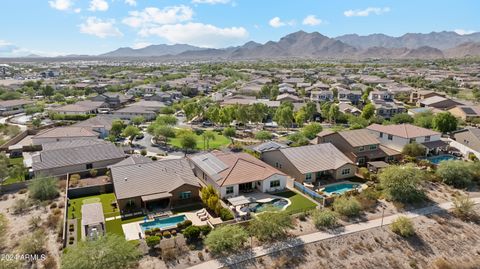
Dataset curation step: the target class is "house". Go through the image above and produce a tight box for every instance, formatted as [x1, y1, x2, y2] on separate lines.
[252, 141, 289, 155]
[31, 127, 98, 145]
[276, 93, 302, 103]
[316, 129, 401, 166]
[419, 96, 462, 110]
[81, 203, 105, 240]
[261, 143, 356, 184]
[310, 90, 334, 102]
[368, 91, 393, 101]
[371, 99, 406, 119]
[0, 99, 34, 115]
[338, 102, 361, 116]
[367, 123, 445, 153]
[50, 101, 107, 115]
[90, 92, 133, 108]
[410, 90, 445, 104]
[407, 107, 442, 117]
[189, 151, 288, 199]
[73, 115, 120, 138]
[448, 105, 480, 122]
[451, 127, 480, 158]
[32, 140, 125, 177]
[110, 158, 201, 213]
[338, 90, 362, 105]
[112, 100, 165, 120]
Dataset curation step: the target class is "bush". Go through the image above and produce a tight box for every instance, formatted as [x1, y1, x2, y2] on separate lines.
[89, 169, 98, 177]
[146, 235, 160, 249]
[452, 195, 476, 221]
[356, 188, 380, 211]
[28, 176, 59, 201]
[436, 160, 474, 188]
[199, 225, 212, 236]
[183, 226, 201, 241]
[379, 164, 425, 203]
[218, 207, 234, 221]
[12, 198, 29, 214]
[205, 225, 248, 254]
[177, 220, 193, 230]
[333, 196, 362, 217]
[312, 209, 338, 229]
[144, 230, 153, 236]
[28, 216, 42, 230]
[46, 213, 61, 229]
[69, 174, 80, 187]
[162, 231, 171, 237]
[390, 216, 415, 237]
[19, 229, 46, 254]
[140, 149, 147, 156]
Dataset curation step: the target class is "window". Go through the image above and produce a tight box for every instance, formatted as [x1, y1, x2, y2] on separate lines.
[358, 157, 365, 165]
[275, 162, 279, 168]
[358, 146, 365, 152]
[305, 173, 312, 182]
[369, 144, 377, 150]
[270, 180, 281, 188]
[387, 156, 395, 162]
[226, 186, 234, 195]
[388, 134, 393, 141]
[379, 132, 383, 138]
[410, 138, 416, 143]
[425, 136, 430, 142]
[86, 163, 93, 170]
[341, 168, 351, 175]
[180, 191, 192, 200]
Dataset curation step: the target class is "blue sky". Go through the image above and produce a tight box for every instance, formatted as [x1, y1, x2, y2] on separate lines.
[0, 0, 478, 56]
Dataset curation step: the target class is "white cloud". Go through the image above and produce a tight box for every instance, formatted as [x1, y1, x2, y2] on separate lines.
[0, 40, 66, 57]
[454, 29, 476, 35]
[123, 5, 194, 28]
[269, 17, 285, 28]
[74, 8, 81, 13]
[138, 22, 248, 48]
[79, 17, 123, 38]
[192, 0, 230, 4]
[125, 0, 137, 7]
[0, 40, 18, 54]
[302, 15, 322, 26]
[48, 0, 73, 11]
[344, 7, 390, 17]
[88, 0, 109, 12]
[132, 42, 152, 49]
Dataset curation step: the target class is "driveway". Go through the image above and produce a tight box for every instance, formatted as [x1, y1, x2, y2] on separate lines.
[133, 132, 184, 158]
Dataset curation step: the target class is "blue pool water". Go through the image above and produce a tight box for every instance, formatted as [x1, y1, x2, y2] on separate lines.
[323, 183, 360, 195]
[424, 154, 457, 165]
[140, 215, 186, 231]
[248, 198, 289, 213]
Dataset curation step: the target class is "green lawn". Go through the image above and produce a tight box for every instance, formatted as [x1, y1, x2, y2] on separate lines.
[105, 216, 145, 237]
[68, 193, 119, 220]
[169, 131, 230, 150]
[275, 190, 318, 214]
[2, 176, 25, 185]
[9, 157, 24, 166]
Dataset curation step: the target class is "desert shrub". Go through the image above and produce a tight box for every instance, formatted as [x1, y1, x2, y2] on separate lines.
[19, 229, 46, 254]
[46, 213, 61, 229]
[197, 252, 204, 261]
[199, 225, 212, 236]
[248, 209, 293, 241]
[312, 209, 338, 229]
[162, 231, 171, 237]
[28, 176, 59, 201]
[140, 149, 147, 156]
[0, 214, 7, 248]
[218, 207, 234, 221]
[28, 216, 42, 230]
[205, 225, 248, 254]
[89, 169, 98, 177]
[162, 249, 176, 262]
[42, 256, 57, 269]
[177, 220, 192, 230]
[183, 226, 201, 241]
[390, 216, 415, 237]
[50, 202, 58, 209]
[452, 195, 476, 221]
[436, 160, 474, 188]
[333, 196, 362, 217]
[69, 174, 80, 187]
[358, 167, 370, 180]
[379, 164, 425, 203]
[144, 230, 153, 236]
[12, 198, 29, 214]
[146, 236, 160, 249]
[356, 188, 380, 211]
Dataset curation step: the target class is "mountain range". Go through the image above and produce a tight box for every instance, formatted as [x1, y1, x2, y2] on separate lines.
[96, 31, 480, 60]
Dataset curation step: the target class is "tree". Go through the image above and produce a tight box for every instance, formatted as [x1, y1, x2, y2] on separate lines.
[200, 185, 220, 213]
[205, 225, 248, 254]
[183, 102, 200, 120]
[31, 117, 42, 128]
[61, 234, 141, 269]
[53, 92, 65, 103]
[413, 111, 434, 129]
[179, 132, 197, 153]
[149, 125, 175, 145]
[328, 104, 340, 123]
[288, 132, 309, 147]
[390, 216, 415, 237]
[333, 196, 362, 217]
[294, 109, 307, 127]
[28, 176, 59, 201]
[0, 153, 9, 182]
[223, 127, 236, 142]
[452, 195, 476, 221]
[155, 115, 177, 126]
[274, 103, 294, 128]
[304, 101, 317, 121]
[255, 130, 272, 141]
[235, 105, 249, 127]
[122, 125, 140, 140]
[248, 207, 293, 241]
[145, 235, 160, 249]
[391, 113, 414, 124]
[41, 85, 54, 97]
[183, 225, 201, 241]
[436, 160, 474, 188]
[302, 122, 323, 140]
[402, 142, 426, 157]
[202, 130, 216, 150]
[110, 120, 125, 138]
[432, 112, 458, 133]
[379, 164, 425, 203]
[131, 116, 145, 126]
[361, 103, 375, 120]
[312, 209, 338, 229]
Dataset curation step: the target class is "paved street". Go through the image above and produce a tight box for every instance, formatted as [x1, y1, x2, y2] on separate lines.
[189, 197, 480, 269]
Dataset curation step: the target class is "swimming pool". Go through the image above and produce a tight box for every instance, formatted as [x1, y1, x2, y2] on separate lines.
[140, 215, 186, 231]
[322, 182, 360, 195]
[424, 154, 457, 165]
[246, 198, 289, 213]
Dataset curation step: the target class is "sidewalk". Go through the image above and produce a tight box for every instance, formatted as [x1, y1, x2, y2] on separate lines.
[189, 197, 480, 269]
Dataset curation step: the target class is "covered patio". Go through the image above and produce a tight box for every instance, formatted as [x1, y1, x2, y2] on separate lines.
[141, 193, 172, 211]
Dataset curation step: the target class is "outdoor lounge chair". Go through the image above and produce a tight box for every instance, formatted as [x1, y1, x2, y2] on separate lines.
[200, 215, 209, 221]
[196, 209, 206, 216]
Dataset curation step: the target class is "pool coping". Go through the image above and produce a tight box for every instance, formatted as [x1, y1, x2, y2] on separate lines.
[318, 181, 366, 197]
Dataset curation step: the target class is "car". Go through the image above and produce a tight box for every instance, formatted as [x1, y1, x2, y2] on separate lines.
[202, 121, 213, 127]
[135, 133, 145, 140]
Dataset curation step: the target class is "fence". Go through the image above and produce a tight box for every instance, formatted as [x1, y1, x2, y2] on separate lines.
[293, 181, 325, 205]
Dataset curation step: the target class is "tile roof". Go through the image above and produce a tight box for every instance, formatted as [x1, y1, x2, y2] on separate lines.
[110, 158, 199, 200]
[252, 141, 288, 153]
[279, 143, 353, 174]
[34, 127, 98, 139]
[337, 129, 380, 147]
[190, 151, 286, 186]
[73, 115, 120, 130]
[109, 155, 153, 167]
[0, 99, 34, 108]
[367, 123, 440, 139]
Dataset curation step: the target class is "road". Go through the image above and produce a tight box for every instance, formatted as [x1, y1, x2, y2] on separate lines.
[133, 132, 184, 158]
[189, 197, 480, 269]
